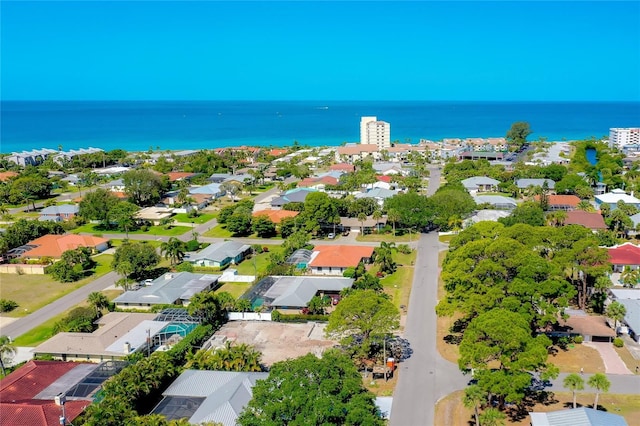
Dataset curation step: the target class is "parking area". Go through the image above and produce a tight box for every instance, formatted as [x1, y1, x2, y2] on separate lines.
[213, 321, 337, 366]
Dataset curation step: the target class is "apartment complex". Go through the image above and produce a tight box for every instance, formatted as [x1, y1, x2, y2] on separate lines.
[609, 128, 640, 148]
[360, 116, 391, 149]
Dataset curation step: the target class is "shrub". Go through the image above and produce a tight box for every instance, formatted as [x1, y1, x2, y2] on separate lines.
[175, 262, 194, 272]
[272, 312, 329, 323]
[573, 335, 584, 344]
[0, 299, 19, 313]
[140, 225, 149, 232]
[262, 246, 269, 253]
[185, 239, 200, 251]
[270, 310, 281, 321]
[397, 244, 412, 254]
[613, 337, 624, 348]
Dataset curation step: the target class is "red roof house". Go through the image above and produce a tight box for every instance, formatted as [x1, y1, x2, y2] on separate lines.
[329, 163, 356, 172]
[22, 234, 110, 260]
[607, 242, 640, 272]
[308, 245, 375, 276]
[0, 361, 89, 426]
[534, 195, 581, 210]
[252, 209, 300, 224]
[564, 210, 607, 231]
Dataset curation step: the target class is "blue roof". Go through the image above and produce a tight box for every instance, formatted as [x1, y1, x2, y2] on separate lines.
[40, 204, 79, 215]
[530, 407, 628, 426]
[190, 183, 222, 195]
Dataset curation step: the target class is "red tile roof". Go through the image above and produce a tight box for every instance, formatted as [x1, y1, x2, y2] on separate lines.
[534, 195, 581, 207]
[0, 360, 90, 424]
[24, 234, 109, 259]
[608, 243, 640, 266]
[377, 175, 392, 183]
[309, 245, 375, 268]
[565, 211, 607, 230]
[0, 171, 19, 182]
[252, 209, 299, 224]
[329, 163, 355, 172]
[297, 176, 338, 187]
[337, 145, 378, 155]
[166, 172, 196, 182]
[269, 149, 288, 157]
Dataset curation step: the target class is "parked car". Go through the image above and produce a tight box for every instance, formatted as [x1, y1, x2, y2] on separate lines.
[342, 229, 350, 236]
[327, 233, 336, 239]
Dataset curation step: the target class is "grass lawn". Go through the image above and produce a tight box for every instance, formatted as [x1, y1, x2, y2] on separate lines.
[217, 282, 253, 299]
[356, 233, 414, 243]
[434, 390, 640, 426]
[548, 344, 605, 374]
[363, 373, 397, 397]
[109, 239, 162, 249]
[377, 250, 417, 310]
[12, 312, 66, 347]
[614, 345, 640, 374]
[172, 213, 216, 224]
[439, 234, 455, 243]
[203, 224, 234, 238]
[235, 245, 285, 277]
[72, 223, 190, 237]
[0, 254, 114, 318]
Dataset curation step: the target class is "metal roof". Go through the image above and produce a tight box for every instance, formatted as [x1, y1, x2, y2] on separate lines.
[153, 370, 268, 426]
[618, 299, 640, 336]
[261, 276, 354, 308]
[529, 407, 628, 426]
[189, 241, 250, 263]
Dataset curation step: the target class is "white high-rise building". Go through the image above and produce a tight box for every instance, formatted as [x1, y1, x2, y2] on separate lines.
[609, 128, 640, 148]
[360, 116, 391, 149]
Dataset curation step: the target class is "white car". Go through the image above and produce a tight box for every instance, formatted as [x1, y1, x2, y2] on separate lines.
[327, 233, 336, 239]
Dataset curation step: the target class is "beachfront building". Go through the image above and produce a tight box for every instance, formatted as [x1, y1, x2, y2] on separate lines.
[336, 144, 379, 163]
[609, 128, 640, 149]
[6, 148, 59, 166]
[360, 116, 391, 150]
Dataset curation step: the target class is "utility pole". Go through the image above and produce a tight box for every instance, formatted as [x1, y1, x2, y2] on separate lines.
[146, 329, 151, 357]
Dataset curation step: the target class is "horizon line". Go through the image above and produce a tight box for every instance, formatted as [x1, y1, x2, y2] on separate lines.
[2, 99, 640, 103]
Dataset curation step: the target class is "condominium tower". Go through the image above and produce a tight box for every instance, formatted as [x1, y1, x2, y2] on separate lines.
[360, 116, 391, 150]
[609, 128, 640, 148]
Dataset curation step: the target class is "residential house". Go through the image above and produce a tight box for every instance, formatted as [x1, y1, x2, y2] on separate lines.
[297, 175, 339, 191]
[459, 151, 505, 161]
[208, 173, 234, 183]
[336, 144, 379, 163]
[187, 241, 252, 268]
[608, 289, 640, 342]
[308, 245, 375, 276]
[354, 188, 399, 207]
[330, 163, 356, 173]
[473, 195, 516, 210]
[33, 311, 199, 360]
[564, 210, 607, 232]
[61, 174, 81, 186]
[113, 273, 220, 310]
[189, 183, 225, 199]
[461, 176, 500, 194]
[339, 215, 387, 233]
[372, 162, 407, 176]
[0, 360, 113, 425]
[107, 178, 126, 192]
[529, 407, 628, 426]
[554, 309, 616, 343]
[166, 172, 197, 183]
[135, 206, 175, 225]
[38, 204, 80, 222]
[151, 370, 269, 426]
[595, 189, 640, 211]
[252, 209, 300, 224]
[19, 234, 109, 260]
[628, 212, 640, 235]
[534, 194, 581, 211]
[607, 242, 640, 272]
[7, 148, 59, 166]
[244, 276, 355, 311]
[271, 188, 317, 208]
[515, 178, 556, 192]
[594, 182, 608, 196]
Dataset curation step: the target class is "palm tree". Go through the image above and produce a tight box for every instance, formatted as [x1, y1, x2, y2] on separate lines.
[563, 373, 584, 409]
[605, 301, 627, 330]
[463, 385, 485, 426]
[478, 407, 506, 426]
[387, 209, 400, 236]
[448, 215, 463, 233]
[620, 267, 640, 288]
[0, 335, 16, 377]
[160, 237, 186, 266]
[587, 373, 611, 409]
[87, 291, 110, 317]
[577, 200, 595, 212]
[357, 212, 367, 235]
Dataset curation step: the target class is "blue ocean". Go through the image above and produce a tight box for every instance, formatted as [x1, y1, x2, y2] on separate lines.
[1, 101, 639, 153]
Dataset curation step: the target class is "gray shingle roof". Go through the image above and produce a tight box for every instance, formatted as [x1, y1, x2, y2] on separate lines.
[189, 241, 251, 263]
[461, 176, 500, 189]
[515, 178, 555, 189]
[40, 205, 79, 215]
[113, 272, 220, 305]
[262, 276, 354, 308]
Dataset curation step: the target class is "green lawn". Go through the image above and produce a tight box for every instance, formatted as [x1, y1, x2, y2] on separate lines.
[108, 239, 162, 249]
[217, 282, 253, 299]
[171, 213, 216, 224]
[203, 224, 234, 238]
[1, 254, 114, 318]
[72, 223, 191, 237]
[379, 250, 417, 309]
[439, 234, 455, 243]
[235, 245, 285, 276]
[12, 312, 66, 346]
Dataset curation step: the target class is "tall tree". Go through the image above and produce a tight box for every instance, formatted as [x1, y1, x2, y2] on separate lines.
[87, 291, 111, 317]
[463, 384, 486, 426]
[160, 237, 187, 266]
[122, 169, 168, 206]
[79, 188, 120, 225]
[605, 301, 627, 330]
[587, 373, 611, 409]
[563, 373, 584, 409]
[111, 241, 160, 282]
[238, 350, 383, 426]
[506, 121, 532, 148]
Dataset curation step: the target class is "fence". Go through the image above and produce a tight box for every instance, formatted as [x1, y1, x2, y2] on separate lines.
[0, 264, 46, 274]
[228, 312, 272, 321]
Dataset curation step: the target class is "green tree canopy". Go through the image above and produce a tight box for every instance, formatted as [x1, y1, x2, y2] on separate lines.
[122, 169, 169, 207]
[79, 188, 120, 224]
[238, 350, 383, 426]
[506, 121, 532, 148]
[111, 241, 160, 282]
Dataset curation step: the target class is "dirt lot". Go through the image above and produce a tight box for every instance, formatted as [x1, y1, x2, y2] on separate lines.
[214, 321, 338, 366]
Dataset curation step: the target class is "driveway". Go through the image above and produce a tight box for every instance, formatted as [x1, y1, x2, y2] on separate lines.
[584, 342, 632, 375]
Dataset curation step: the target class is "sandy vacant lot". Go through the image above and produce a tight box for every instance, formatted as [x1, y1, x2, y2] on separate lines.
[214, 321, 337, 366]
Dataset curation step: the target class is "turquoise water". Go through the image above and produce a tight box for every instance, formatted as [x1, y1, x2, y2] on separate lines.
[2, 101, 639, 153]
[586, 148, 597, 166]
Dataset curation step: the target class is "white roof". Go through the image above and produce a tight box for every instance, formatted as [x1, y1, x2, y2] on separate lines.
[596, 189, 640, 204]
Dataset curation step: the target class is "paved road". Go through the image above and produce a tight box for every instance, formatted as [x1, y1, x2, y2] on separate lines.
[0, 271, 119, 339]
[549, 373, 640, 395]
[390, 167, 468, 425]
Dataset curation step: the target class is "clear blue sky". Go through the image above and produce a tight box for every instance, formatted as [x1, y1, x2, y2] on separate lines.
[2, 1, 639, 101]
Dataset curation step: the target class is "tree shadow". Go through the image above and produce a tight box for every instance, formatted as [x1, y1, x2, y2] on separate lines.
[507, 391, 558, 422]
[444, 334, 462, 345]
